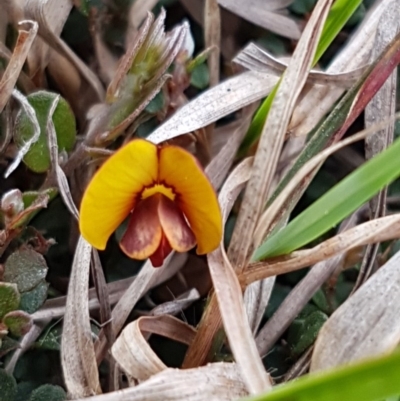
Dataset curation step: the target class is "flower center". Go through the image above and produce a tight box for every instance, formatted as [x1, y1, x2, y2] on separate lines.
[141, 184, 175, 201]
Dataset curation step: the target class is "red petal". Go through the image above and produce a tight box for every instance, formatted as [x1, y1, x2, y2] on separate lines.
[157, 194, 196, 252]
[119, 195, 162, 260]
[149, 234, 173, 267]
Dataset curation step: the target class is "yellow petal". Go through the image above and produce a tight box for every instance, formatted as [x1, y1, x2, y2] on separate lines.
[79, 139, 158, 250]
[159, 145, 222, 254]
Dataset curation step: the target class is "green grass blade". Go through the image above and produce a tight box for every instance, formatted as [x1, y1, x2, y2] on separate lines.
[238, 0, 363, 157]
[253, 135, 400, 260]
[241, 351, 400, 401]
[313, 0, 363, 64]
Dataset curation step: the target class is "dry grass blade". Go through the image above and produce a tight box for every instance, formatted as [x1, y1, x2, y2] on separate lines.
[243, 214, 400, 285]
[5, 89, 40, 178]
[207, 158, 272, 393]
[311, 250, 400, 371]
[32, 276, 136, 322]
[218, 0, 301, 39]
[289, 0, 394, 137]
[147, 71, 278, 144]
[253, 118, 398, 246]
[244, 277, 275, 335]
[234, 43, 365, 87]
[150, 288, 200, 316]
[355, 1, 399, 290]
[61, 237, 101, 398]
[46, 95, 80, 220]
[229, 0, 334, 270]
[25, 0, 104, 100]
[255, 212, 361, 357]
[112, 315, 196, 381]
[0, 20, 37, 113]
[205, 0, 220, 87]
[206, 103, 258, 188]
[73, 363, 248, 401]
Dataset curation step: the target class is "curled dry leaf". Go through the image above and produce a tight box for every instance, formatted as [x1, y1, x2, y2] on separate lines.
[73, 363, 248, 401]
[61, 237, 101, 398]
[112, 315, 196, 382]
[0, 20, 37, 113]
[311, 250, 400, 372]
[94, 253, 188, 363]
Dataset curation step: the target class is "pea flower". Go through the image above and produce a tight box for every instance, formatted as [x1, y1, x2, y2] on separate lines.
[79, 139, 222, 267]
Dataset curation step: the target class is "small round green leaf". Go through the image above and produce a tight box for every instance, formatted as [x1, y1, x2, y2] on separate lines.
[14, 91, 76, 173]
[29, 384, 66, 401]
[0, 369, 17, 401]
[3, 310, 33, 337]
[20, 280, 49, 314]
[0, 283, 20, 320]
[4, 249, 48, 293]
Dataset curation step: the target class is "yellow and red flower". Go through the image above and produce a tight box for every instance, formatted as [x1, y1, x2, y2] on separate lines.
[79, 139, 222, 267]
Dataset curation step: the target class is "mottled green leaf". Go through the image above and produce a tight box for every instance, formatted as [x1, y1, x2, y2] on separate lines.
[0, 283, 20, 320]
[3, 310, 33, 337]
[287, 310, 328, 356]
[0, 335, 20, 358]
[19, 280, 49, 314]
[190, 63, 209, 89]
[29, 384, 66, 401]
[4, 249, 48, 293]
[0, 369, 17, 401]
